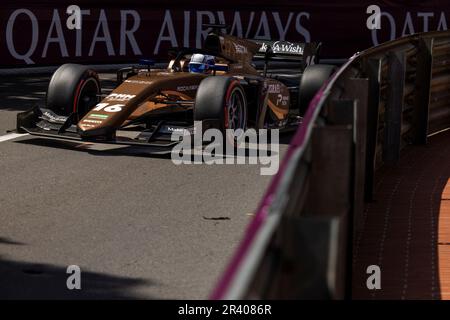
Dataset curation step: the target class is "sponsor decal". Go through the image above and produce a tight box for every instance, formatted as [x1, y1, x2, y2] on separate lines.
[3, 6, 450, 67]
[167, 126, 185, 133]
[89, 113, 109, 119]
[42, 111, 66, 122]
[82, 119, 103, 124]
[276, 94, 289, 106]
[105, 93, 136, 101]
[176, 85, 198, 92]
[273, 41, 304, 55]
[259, 41, 304, 55]
[233, 43, 248, 54]
[93, 103, 124, 112]
[124, 79, 152, 85]
[258, 42, 269, 53]
[267, 83, 281, 94]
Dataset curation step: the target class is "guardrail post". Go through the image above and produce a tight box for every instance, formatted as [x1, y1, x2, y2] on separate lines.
[261, 216, 342, 299]
[363, 58, 381, 201]
[384, 51, 406, 163]
[412, 38, 434, 144]
[342, 78, 369, 226]
[304, 99, 355, 299]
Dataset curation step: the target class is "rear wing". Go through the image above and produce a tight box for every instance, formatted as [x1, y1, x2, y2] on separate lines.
[198, 23, 320, 68]
[251, 40, 321, 68]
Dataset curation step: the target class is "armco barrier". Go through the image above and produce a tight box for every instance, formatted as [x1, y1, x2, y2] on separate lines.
[211, 30, 450, 299]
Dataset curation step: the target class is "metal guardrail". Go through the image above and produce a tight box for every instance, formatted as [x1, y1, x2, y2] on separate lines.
[211, 30, 450, 299]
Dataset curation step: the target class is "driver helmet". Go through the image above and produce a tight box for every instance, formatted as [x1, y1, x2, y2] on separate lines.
[188, 54, 215, 73]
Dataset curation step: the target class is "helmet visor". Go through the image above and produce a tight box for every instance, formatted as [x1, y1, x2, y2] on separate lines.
[189, 63, 206, 73]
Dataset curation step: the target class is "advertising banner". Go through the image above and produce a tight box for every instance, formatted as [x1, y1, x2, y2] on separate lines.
[1, 0, 449, 67]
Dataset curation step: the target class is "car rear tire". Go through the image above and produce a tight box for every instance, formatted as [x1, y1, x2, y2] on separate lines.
[298, 64, 337, 116]
[194, 76, 247, 144]
[46, 64, 100, 119]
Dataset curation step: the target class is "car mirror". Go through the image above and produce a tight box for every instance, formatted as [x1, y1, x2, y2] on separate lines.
[210, 65, 229, 72]
[139, 59, 155, 71]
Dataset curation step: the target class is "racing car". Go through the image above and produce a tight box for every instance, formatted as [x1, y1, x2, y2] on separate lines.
[16, 24, 336, 152]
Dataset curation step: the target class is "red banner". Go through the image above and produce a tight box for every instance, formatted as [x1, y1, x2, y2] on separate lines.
[1, 0, 449, 67]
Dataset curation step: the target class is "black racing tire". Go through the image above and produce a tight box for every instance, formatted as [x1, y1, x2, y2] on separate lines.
[46, 63, 100, 118]
[298, 64, 337, 116]
[194, 76, 247, 134]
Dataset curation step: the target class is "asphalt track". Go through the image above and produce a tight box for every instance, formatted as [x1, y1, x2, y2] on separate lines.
[0, 73, 290, 299]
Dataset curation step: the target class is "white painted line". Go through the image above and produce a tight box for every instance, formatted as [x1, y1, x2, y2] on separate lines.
[0, 133, 28, 143]
[428, 126, 450, 137]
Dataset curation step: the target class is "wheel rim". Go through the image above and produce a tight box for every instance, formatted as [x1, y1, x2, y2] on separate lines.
[227, 88, 246, 130]
[225, 86, 247, 148]
[77, 78, 100, 118]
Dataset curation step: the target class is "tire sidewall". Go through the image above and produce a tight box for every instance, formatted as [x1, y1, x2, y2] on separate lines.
[194, 76, 247, 135]
[46, 64, 100, 117]
[224, 82, 248, 146]
[298, 64, 337, 116]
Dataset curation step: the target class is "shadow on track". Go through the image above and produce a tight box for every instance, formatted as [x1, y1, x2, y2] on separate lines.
[0, 253, 155, 299]
[0, 237, 25, 246]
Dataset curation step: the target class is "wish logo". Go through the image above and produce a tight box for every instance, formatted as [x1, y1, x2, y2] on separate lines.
[259, 41, 304, 56]
[272, 41, 304, 55]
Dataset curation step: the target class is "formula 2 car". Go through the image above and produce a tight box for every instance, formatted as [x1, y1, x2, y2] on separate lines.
[16, 24, 336, 152]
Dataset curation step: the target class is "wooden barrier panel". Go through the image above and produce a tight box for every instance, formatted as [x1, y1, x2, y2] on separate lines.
[412, 38, 433, 144]
[363, 58, 382, 202]
[384, 51, 406, 163]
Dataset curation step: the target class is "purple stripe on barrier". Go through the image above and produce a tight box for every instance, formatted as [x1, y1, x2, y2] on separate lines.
[209, 72, 336, 300]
